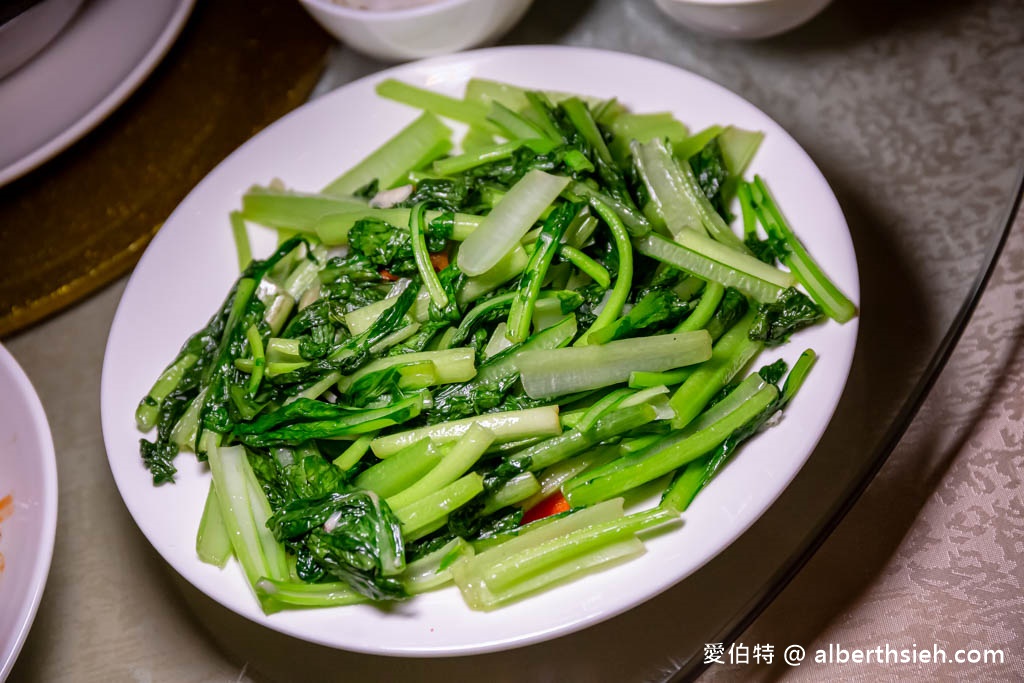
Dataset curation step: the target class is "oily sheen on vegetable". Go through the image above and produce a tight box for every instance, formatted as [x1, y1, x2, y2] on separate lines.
[134, 76, 856, 613]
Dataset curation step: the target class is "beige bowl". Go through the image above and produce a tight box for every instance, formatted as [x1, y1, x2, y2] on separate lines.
[653, 0, 833, 39]
[299, 0, 535, 62]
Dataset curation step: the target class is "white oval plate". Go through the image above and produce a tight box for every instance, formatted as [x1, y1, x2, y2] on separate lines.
[0, 0, 194, 187]
[0, 344, 58, 679]
[101, 46, 859, 657]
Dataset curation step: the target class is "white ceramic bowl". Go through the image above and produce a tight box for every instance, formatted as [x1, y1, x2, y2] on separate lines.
[0, 344, 57, 680]
[0, 0, 84, 78]
[298, 0, 534, 62]
[653, 0, 832, 39]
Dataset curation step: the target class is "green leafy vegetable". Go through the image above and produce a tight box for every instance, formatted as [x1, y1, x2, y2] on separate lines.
[134, 76, 856, 614]
[749, 287, 824, 346]
[268, 491, 407, 600]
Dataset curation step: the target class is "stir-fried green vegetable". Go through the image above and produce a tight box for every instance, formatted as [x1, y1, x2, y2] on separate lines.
[135, 77, 855, 614]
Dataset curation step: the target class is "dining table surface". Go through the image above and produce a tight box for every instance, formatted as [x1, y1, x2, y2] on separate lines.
[2, 0, 1022, 680]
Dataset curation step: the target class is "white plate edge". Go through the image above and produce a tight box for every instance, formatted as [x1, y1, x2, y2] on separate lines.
[99, 44, 862, 657]
[0, 344, 59, 680]
[0, 0, 196, 186]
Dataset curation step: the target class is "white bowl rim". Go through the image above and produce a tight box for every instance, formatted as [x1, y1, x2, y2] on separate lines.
[299, 0, 481, 21]
[0, 344, 58, 681]
[657, 0, 791, 7]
